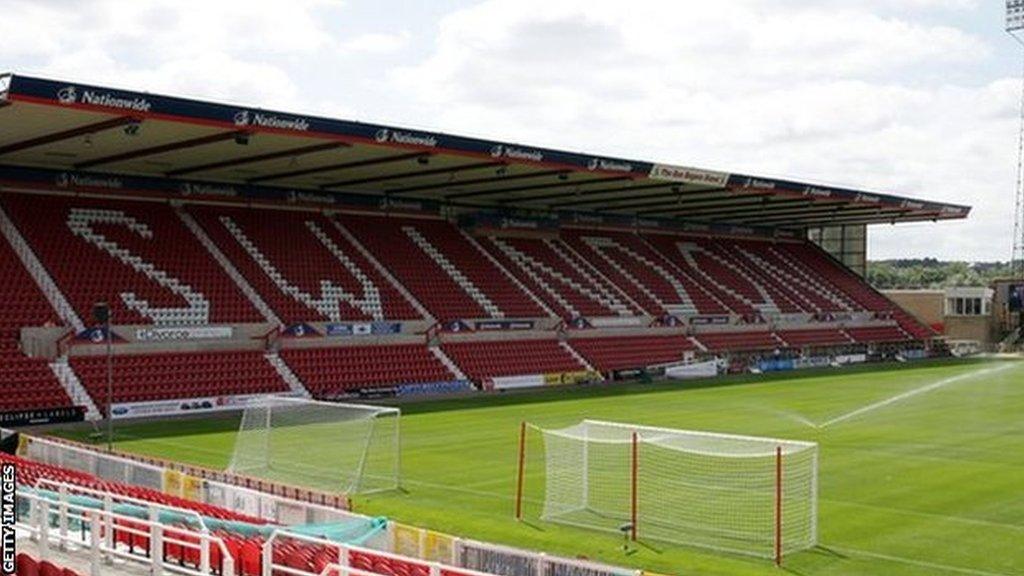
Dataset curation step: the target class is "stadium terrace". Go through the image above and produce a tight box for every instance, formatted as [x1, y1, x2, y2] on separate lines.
[0, 72, 1005, 576]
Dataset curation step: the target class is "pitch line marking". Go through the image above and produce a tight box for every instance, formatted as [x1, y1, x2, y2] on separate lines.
[818, 363, 1016, 428]
[831, 545, 1015, 576]
[824, 498, 1024, 533]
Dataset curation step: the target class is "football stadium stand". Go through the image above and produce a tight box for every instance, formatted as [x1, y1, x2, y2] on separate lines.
[0, 73, 967, 425]
[0, 188, 940, 416]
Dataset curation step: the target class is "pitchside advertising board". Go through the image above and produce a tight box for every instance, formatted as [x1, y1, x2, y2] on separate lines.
[0, 406, 84, 427]
[110, 393, 269, 420]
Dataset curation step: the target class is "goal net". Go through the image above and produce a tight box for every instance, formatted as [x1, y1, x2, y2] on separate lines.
[228, 396, 400, 495]
[521, 420, 817, 561]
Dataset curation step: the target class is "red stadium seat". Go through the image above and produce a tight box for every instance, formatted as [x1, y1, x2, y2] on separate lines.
[338, 213, 546, 321]
[16, 553, 39, 576]
[442, 339, 585, 381]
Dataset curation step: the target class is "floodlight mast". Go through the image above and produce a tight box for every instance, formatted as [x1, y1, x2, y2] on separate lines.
[1008, 2, 1024, 283]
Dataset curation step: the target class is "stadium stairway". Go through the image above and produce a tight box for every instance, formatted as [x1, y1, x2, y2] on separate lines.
[188, 206, 421, 325]
[458, 229, 557, 318]
[49, 356, 101, 420]
[1, 194, 263, 326]
[563, 230, 700, 316]
[329, 218, 435, 323]
[0, 203, 83, 331]
[0, 218, 77, 415]
[177, 207, 281, 327]
[481, 236, 639, 319]
[702, 240, 803, 313]
[338, 214, 546, 321]
[739, 244, 847, 312]
[403, 225, 503, 317]
[558, 340, 597, 372]
[69, 350, 290, 411]
[429, 345, 468, 381]
[763, 244, 860, 311]
[643, 233, 756, 315]
[687, 240, 780, 315]
[264, 352, 312, 397]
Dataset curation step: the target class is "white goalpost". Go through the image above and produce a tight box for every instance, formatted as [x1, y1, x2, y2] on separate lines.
[516, 420, 818, 563]
[228, 396, 400, 495]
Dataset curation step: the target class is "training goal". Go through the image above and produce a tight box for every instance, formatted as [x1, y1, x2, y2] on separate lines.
[228, 396, 400, 495]
[515, 420, 818, 563]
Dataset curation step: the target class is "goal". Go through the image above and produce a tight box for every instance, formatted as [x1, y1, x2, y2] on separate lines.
[228, 396, 400, 495]
[516, 420, 817, 562]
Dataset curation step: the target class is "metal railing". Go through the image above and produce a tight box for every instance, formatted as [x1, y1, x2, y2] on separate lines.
[16, 487, 235, 576]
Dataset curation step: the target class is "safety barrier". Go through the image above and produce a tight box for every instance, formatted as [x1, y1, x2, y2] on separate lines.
[16, 487, 236, 576]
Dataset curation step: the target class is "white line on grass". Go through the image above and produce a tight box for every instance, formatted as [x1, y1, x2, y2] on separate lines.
[830, 545, 1016, 576]
[825, 499, 1024, 533]
[818, 363, 1016, 428]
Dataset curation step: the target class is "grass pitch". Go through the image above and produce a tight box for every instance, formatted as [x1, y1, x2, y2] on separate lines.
[53, 359, 1024, 575]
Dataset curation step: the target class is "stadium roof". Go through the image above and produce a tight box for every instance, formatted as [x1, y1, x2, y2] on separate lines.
[0, 73, 970, 230]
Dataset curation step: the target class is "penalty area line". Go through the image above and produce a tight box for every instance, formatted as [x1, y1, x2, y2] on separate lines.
[830, 545, 1015, 576]
[818, 363, 1015, 429]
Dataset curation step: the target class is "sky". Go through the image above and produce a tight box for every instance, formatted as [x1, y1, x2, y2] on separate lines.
[0, 0, 1019, 261]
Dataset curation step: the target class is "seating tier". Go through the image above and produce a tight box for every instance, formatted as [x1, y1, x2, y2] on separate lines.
[441, 339, 584, 381]
[280, 344, 455, 397]
[339, 214, 545, 321]
[570, 335, 696, 371]
[0, 227, 71, 413]
[2, 194, 261, 325]
[189, 205, 420, 324]
[69, 350, 287, 409]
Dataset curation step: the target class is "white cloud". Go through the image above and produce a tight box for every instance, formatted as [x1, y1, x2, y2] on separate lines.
[0, 0, 1010, 260]
[339, 32, 411, 54]
[0, 0, 342, 106]
[389, 0, 1007, 260]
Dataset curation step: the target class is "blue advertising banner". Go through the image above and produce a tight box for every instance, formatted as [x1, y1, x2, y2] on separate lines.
[283, 323, 321, 338]
[758, 359, 795, 373]
[74, 326, 124, 344]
